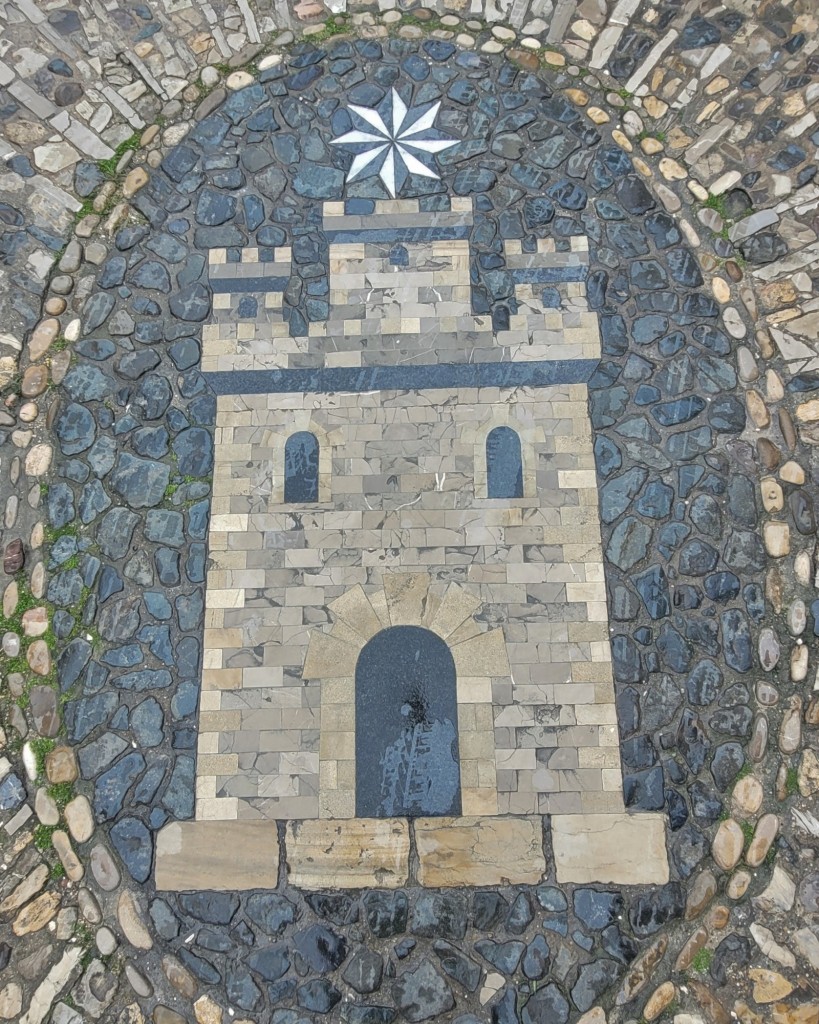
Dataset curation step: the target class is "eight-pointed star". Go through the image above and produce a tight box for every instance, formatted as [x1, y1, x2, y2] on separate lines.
[330, 87, 459, 198]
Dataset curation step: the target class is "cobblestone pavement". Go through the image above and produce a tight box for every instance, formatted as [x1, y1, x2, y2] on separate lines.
[2, 1, 819, 1023]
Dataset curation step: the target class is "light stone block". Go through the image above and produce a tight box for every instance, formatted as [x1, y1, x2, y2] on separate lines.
[286, 819, 409, 888]
[551, 813, 669, 884]
[451, 629, 510, 676]
[415, 816, 546, 887]
[155, 821, 279, 890]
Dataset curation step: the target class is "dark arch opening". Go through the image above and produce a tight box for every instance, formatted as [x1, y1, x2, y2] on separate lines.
[355, 625, 461, 818]
[284, 431, 319, 503]
[486, 426, 523, 499]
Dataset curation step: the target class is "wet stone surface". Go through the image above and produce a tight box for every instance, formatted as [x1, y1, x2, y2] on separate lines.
[2, 5, 819, 1024]
[37, 40, 757, 1016]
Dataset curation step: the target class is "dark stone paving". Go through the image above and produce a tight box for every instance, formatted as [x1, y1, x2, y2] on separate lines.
[17, 33, 798, 1021]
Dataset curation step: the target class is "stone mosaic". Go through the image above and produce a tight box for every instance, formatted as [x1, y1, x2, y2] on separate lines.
[1, 1, 819, 1023]
[177, 194, 653, 870]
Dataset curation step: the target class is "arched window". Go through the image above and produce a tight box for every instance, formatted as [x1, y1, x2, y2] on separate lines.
[284, 432, 319, 503]
[486, 426, 523, 499]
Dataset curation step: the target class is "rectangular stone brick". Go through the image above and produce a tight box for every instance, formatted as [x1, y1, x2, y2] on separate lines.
[286, 819, 409, 888]
[156, 821, 279, 890]
[415, 816, 546, 887]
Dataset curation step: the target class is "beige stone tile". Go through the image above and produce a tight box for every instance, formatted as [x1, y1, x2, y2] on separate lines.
[328, 584, 383, 640]
[302, 632, 360, 679]
[286, 819, 409, 888]
[382, 573, 430, 624]
[462, 788, 499, 816]
[429, 584, 482, 639]
[321, 678, 354, 704]
[317, 787, 354, 817]
[451, 629, 509, 676]
[196, 797, 239, 820]
[456, 677, 493, 703]
[319, 731, 354, 760]
[459, 731, 495, 760]
[197, 754, 239, 774]
[414, 816, 545, 887]
[155, 820, 279, 890]
[551, 813, 669, 884]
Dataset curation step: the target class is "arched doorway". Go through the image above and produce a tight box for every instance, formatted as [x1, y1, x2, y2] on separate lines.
[355, 626, 461, 818]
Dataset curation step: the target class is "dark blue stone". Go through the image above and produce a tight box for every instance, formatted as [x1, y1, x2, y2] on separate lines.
[139, 625, 173, 665]
[95, 752, 145, 820]
[169, 282, 210, 322]
[48, 483, 75, 528]
[474, 940, 524, 975]
[76, 337, 116, 362]
[162, 756, 194, 818]
[600, 467, 647, 524]
[101, 645, 142, 668]
[188, 500, 210, 540]
[633, 565, 670, 619]
[624, 765, 665, 810]
[131, 698, 164, 747]
[47, 569, 84, 608]
[182, 543, 205, 585]
[154, 548, 179, 587]
[168, 584, 200, 629]
[87, 436, 117, 478]
[177, 949, 221, 985]
[667, 248, 703, 287]
[144, 510, 184, 547]
[721, 609, 752, 672]
[656, 623, 693, 672]
[96, 507, 138, 560]
[486, 427, 522, 498]
[66, 692, 117, 743]
[635, 480, 673, 519]
[109, 817, 152, 883]
[594, 436, 621, 478]
[573, 890, 623, 930]
[172, 680, 199, 720]
[54, 402, 96, 455]
[678, 710, 711, 775]
[76, 481, 108, 524]
[679, 539, 719, 575]
[82, 292, 115, 332]
[132, 426, 169, 460]
[522, 984, 569, 1024]
[612, 634, 640, 683]
[629, 259, 667, 289]
[665, 426, 712, 461]
[0, 774, 25, 810]
[686, 659, 722, 705]
[114, 669, 172, 692]
[110, 454, 170, 508]
[117, 350, 160, 380]
[744, 584, 765, 622]
[134, 760, 166, 805]
[700, 573, 737, 602]
[130, 261, 170, 292]
[98, 256, 126, 288]
[356, 626, 460, 818]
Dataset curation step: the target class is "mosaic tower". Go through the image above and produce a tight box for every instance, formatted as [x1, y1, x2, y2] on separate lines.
[156, 197, 669, 890]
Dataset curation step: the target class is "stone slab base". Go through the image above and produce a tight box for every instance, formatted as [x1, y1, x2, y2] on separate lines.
[551, 813, 669, 884]
[415, 816, 546, 887]
[155, 821, 280, 891]
[156, 814, 668, 889]
[286, 819, 410, 889]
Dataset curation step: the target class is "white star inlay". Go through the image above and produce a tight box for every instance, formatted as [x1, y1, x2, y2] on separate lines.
[330, 87, 458, 198]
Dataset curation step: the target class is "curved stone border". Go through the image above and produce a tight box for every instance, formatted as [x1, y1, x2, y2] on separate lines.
[0, 4, 817, 1024]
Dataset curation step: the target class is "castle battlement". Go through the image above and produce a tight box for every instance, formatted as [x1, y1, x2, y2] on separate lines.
[200, 198, 601, 376]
